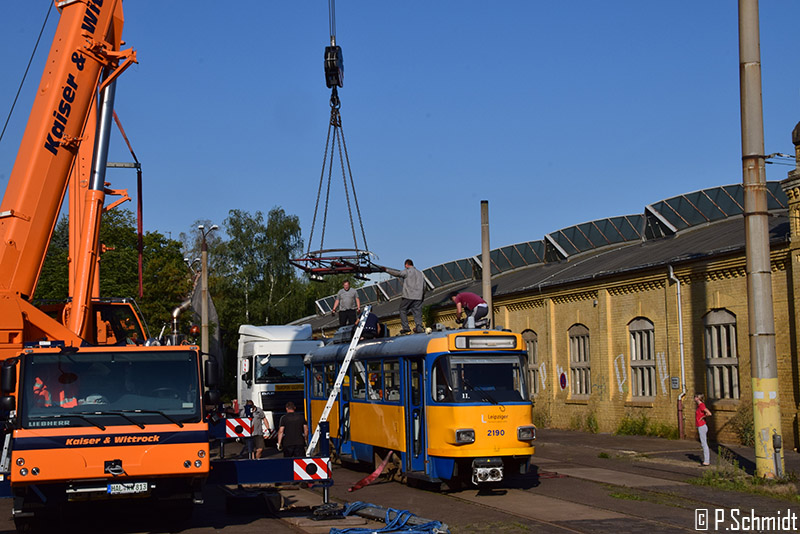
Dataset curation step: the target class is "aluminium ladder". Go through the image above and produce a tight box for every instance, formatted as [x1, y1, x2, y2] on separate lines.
[305, 305, 371, 456]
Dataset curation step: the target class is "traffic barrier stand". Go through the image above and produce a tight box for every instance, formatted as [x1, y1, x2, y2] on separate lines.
[225, 417, 253, 438]
[294, 457, 332, 481]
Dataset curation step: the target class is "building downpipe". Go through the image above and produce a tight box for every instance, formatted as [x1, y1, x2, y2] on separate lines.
[669, 265, 687, 439]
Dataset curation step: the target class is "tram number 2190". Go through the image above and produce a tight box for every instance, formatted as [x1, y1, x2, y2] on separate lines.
[487, 429, 505, 437]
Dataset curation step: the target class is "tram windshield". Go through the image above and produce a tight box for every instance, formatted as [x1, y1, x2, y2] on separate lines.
[254, 354, 305, 384]
[433, 354, 527, 403]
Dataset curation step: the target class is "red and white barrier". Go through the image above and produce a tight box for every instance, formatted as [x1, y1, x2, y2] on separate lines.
[225, 417, 253, 438]
[293, 457, 331, 480]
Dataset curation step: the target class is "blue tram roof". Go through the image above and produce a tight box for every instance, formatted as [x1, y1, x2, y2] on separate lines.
[306, 330, 522, 363]
[307, 332, 447, 363]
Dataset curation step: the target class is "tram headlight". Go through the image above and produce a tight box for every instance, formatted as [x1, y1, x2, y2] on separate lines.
[517, 426, 536, 441]
[455, 429, 475, 444]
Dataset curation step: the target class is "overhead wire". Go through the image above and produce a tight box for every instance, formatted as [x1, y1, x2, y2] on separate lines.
[765, 154, 795, 167]
[766, 161, 795, 166]
[0, 1, 54, 144]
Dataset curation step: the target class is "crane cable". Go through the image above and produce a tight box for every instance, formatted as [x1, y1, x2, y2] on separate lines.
[328, 0, 337, 45]
[306, 93, 370, 256]
[305, 0, 370, 258]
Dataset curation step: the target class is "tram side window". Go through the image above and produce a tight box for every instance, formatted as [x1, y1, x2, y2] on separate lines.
[367, 361, 382, 401]
[384, 360, 400, 402]
[352, 363, 366, 400]
[410, 360, 422, 406]
[312, 365, 326, 398]
[433, 358, 454, 402]
[325, 363, 337, 396]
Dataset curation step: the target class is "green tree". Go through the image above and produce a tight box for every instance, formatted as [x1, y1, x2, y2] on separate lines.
[36, 217, 69, 300]
[35, 209, 191, 338]
[218, 207, 304, 326]
[179, 207, 366, 397]
[97, 209, 139, 300]
[96, 209, 191, 335]
[139, 231, 193, 336]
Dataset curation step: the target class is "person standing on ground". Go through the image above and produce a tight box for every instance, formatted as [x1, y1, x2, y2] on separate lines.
[250, 400, 268, 459]
[239, 399, 255, 458]
[277, 401, 308, 457]
[695, 393, 712, 466]
[381, 259, 425, 334]
[332, 280, 361, 326]
[448, 291, 488, 327]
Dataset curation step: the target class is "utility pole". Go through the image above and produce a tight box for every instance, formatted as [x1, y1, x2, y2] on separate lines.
[480, 201, 493, 326]
[199, 224, 218, 357]
[738, 0, 783, 478]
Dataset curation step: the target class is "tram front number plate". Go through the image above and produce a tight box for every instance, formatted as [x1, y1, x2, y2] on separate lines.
[107, 482, 148, 495]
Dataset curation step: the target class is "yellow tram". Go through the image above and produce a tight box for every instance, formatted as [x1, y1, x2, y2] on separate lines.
[305, 329, 535, 486]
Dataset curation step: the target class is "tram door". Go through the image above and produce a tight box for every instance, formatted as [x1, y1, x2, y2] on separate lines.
[404, 358, 426, 472]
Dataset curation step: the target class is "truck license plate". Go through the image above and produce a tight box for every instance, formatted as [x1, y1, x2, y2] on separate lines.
[107, 482, 148, 495]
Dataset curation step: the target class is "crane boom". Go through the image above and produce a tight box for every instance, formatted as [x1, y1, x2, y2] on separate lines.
[0, 0, 127, 301]
[0, 1, 137, 356]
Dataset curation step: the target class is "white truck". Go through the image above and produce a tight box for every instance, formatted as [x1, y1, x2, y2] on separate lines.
[236, 325, 324, 432]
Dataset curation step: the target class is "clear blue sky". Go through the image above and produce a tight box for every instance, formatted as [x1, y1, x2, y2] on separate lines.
[1, 2, 799, 274]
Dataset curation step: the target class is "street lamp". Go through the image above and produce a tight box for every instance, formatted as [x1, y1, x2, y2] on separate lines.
[199, 224, 218, 356]
[183, 257, 200, 274]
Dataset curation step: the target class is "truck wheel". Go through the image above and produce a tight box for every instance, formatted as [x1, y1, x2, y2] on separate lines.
[13, 514, 50, 534]
[13, 517, 34, 533]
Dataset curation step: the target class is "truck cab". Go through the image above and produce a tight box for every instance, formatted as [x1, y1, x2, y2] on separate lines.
[237, 324, 323, 431]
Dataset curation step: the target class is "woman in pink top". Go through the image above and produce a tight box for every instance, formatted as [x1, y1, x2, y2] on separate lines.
[694, 393, 712, 466]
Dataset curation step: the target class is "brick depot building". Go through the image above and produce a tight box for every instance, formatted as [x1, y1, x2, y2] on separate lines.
[301, 168, 800, 449]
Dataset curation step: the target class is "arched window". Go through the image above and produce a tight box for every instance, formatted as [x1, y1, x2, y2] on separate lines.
[568, 324, 591, 396]
[704, 309, 739, 399]
[629, 318, 655, 398]
[522, 330, 539, 396]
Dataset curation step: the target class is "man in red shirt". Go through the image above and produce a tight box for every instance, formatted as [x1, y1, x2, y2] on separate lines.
[449, 291, 488, 327]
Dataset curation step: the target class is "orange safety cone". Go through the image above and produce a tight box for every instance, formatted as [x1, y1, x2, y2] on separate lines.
[348, 451, 394, 492]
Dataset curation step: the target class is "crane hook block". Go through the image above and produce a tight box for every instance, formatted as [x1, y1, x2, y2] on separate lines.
[325, 45, 344, 88]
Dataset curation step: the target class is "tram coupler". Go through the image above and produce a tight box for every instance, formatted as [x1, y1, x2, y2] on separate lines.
[472, 457, 503, 484]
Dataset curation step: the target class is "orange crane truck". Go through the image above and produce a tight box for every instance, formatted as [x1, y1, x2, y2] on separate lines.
[0, 1, 215, 529]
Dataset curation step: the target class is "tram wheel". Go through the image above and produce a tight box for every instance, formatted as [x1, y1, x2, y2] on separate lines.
[386, 454, 404, 482]
[441, 476, 467, 492]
